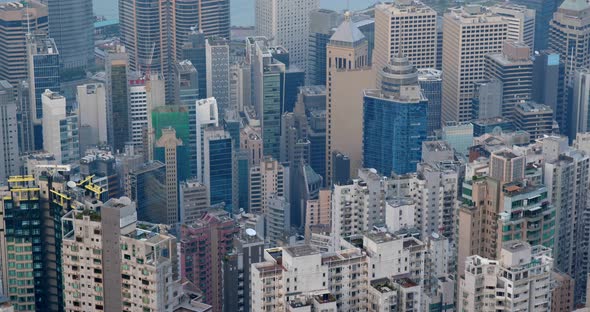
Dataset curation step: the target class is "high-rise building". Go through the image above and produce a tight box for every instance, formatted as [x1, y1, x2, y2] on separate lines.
[513, 101, 554, 140]
[17, 81, 34, 153]
[46, 0, 94, 70]
[180, 210, 239, 312]
[549, 0, 590, 83]
[106, 52, 130, 153]
[77, 83, 107, 153]
[308, 9, 341, 86]
[0, 81, 19, 184]
[154, 128, 183, 225]
[418, 68, 442, 135]
[248, 157, 287, 215]
[128, 75, 165, 152]
[129, 161, 167, 224]
[61, 197, 187, 311]
[80, 151, 122, 200]
[183, 29, 208, 100]
[255, 0, 319, 68]
[206, 37, 230, 115]
[152, 105, 192, 182]
[510, 0, 558, 50]
[196, 0, 231, 39]
[472, 79, 504, 119]
[26, 32, 60, 150]
[0, 1, 48, 91]
[485, 41, 533, 118]
[174, 60, 199, 106]
[204, 127, 237, 214]
[569, 68, 590, 138]
[490, 4, 536, 52]
[533, 51, 567, 132]
[363, 54, 428, 176]
[442, 5, 507, 122]
[325, 15, 374, 186]
[441, 122, 474, 157]
[179, 180, 209, 224]
[373, 0, 438, 71]
[196, 98, 220, 182]
[41, 90, 79, 164]
[458, 241, 553, 311]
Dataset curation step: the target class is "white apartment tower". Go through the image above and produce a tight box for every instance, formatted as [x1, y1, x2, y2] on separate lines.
[255, 0, 319, 68]
[374, 0, 438, 71]
[41, 89, 79, 164]
[77, 83, 107, 152]
[442, 5, 507, 122]
[206, 38, 230, 115]
[128, 74, 165, 151]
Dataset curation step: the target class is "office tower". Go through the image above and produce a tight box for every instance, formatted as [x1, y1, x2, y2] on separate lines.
[0, 176, 43, 311]
[77, 83, 107, 153]
[222, 229, 265, 312]
[490, 4, 536, 52]
[441, 122, 474, 157]
[373, 0, 438, 72]
[549, 0, 590, 83]
[0, 1, 48, 90]
[513, 101, 554, 140]
[154, 128, 182, 225]
[174, 60, 199, 105]
[61, 198, 186, 311]
[533, 51, 567, 131]
[152, 105, 192, 182]
[46, 0, 93, 70]
[266, 195, 290, 244]
[511, 0, 558, 50]
[485, 41, 533, 118]
[418, 68, 442, 135]
[25, 33, 60, 149]
[179, 180, 209, 224]
[183, 29, 208, 99]
[41, 90, 79, 164]
[248, 157, 287, 215]
[472, 79, 504, 119]
[180, 210, 239, 312]
[128, 75, 165, 151]
[458, 241, 553, 311]
[196, 98, 220, 181]
[544, 149, 589, 300]
[569, 68, 590, 139]
[363, 54, 428, 176]
[129, 161, 167, 224]
[106, 52, 130, 153]
[206, 38, 230, 115]
[308, 110, 326, 182]
[196, 0, 231, 39]
[325, 15, 374, 186]
[283, 67, 306, 113]
[280, 109, 310, 165]
[80, 151, 122, 200]
[17, 81, 34, 153]
[255, 0, 319, 68]
[442, 6, 507, 122]
[204, 127, 237, 214]
[308, 9, 341, 86]
[261, 61, 284, 159]
[0, 81, 19, 184]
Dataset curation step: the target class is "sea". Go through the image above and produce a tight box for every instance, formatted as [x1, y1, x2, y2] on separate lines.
[93, 0, 379, 25]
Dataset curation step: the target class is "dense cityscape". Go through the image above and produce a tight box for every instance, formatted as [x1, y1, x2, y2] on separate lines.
[0, 0, 587, 311]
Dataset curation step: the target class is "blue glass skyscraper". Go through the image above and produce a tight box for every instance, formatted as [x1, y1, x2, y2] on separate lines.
[363, 54, 428, 175]
[204, 127, 237, 214]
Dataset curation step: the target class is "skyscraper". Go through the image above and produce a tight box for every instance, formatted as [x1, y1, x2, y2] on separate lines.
[472, 79, 504, 120]
[196, 0, 231, 39]
[513, 101, 554, 141]
[325, 14, 374, 186]
[532, 51, 566, 131]
[418, 68, 442, 134]
[363, 54, 428, 175]
[41, 90, 79, 164]
[0, 1, 48, 91]
[204, 127, 237, 214]
[569, 68, 590, 138]
[308, 9, 341, 86]
[0, 81, 19, 184]
[490, 3, 536, 52]
[77, 83, 107, 153]
[106, 52, 130, 153]
[128, 75, 165, 151]
[206, 37, 231, 115]
[183, 29, 208, 99]
[442, 5, 507, 122]
[46, 0, 94, 70]
[549, 0, 590, 83]
[174, 60, 199, 105]
[373, 0, 438, 72]
[129, 161, 167, 224]
[510, 0, 558, 50]
[154, 128, 182, 225]
[255, 0, 319, 68]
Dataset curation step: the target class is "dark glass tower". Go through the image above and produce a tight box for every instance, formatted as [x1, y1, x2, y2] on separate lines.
[363, 54, 428, 175]
[511, 0, 558, 50]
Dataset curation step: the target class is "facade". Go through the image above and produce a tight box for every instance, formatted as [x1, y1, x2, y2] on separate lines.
[179, 180, 209, 224]
[152, 105, 192, 182]
[513, 101, 554, 140]
[106, 53, 130, 153]
[485, 41, 533, 118]
[308, 9, 340, 86]
[373, 0, 438, 71]
[511, 0, 558, 50]
[180, 210, 239, 312]
[128, 75, 165, 151]
[472, 79, 503, 119]
[325, 15, 374, 186]
[441, 122, 474, 157]
[458, 241, 553, 311]
[129, 161, 167, 224]
[363, 54, 428, 176]
[549, 0, 590, 83]
[255, 0, 320, 68]
[533, 51, 566, 132]
[174, 60, 199, 105]
[183, 29, 208, 100]
[0, 81, 19, 184]
[77, 83, 107, 152]
[41, 90, 79, 165]
[418, 68, 442, 134]
[196, 0, 231, 39]
[204, 127, 237, 214]
[0, 1, 48, 90]
[490, 4, 536, 52]
[206, 38, 230, 115]
[248, 157, 287, 215]
[47, 0, 94, 70]
[196, 98, 220, 182]
[154, 128, 183, 225]
[569, 68, 590, 138]
[442, 5, 507, 122]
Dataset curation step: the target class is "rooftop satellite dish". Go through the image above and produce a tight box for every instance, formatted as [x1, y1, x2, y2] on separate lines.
[67, 181, 77, 189]
[245, 228, 257, 237]
[120, 196, 132, 206]
[432, 232, 440, 239]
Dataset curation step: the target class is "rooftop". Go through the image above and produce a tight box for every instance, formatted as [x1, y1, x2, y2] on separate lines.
[516, 101, 553, 114]
[284, 245, 320, 258]
[329, 13, 365, 44]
